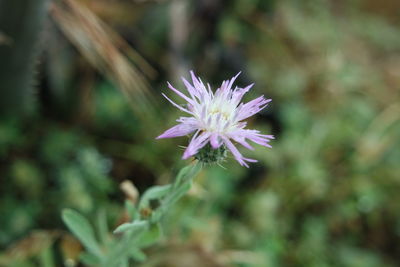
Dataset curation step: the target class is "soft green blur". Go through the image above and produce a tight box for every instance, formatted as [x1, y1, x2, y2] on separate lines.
[1, 0, 400, 266]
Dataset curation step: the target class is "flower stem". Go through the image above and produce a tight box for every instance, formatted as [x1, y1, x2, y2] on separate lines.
[104, 162, 202, 266]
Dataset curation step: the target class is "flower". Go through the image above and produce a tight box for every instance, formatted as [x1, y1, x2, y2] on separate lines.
[157, 71, 274, 167]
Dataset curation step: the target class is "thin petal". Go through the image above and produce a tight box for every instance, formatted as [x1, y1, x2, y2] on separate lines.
[167, 82, 195, 105]
[182, 77, 200, 100]
[231, 83, 253, 106]
[210, 134, 221, 149]
[222, 137, 257, 168]
[162, 93, 193, 115]
[156, 122, 198, 139]
[182, 131, 211, 159]
[227, 71, 241, 91]
[231, 135, 254, 150]
[229, 129, 274, 148]
[190, 71, 207, 94]
[236, 96, 271, 121]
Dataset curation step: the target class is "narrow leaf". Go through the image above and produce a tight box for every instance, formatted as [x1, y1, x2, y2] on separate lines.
[113, 220, 148, 234]
[174, 163, 201, 188]
[96, 209, 109, 246]
[62, 209, 103, 258]
[165, 182, 192, 208]
[130, 249, 147, 262]
[125, 200, 138, 220]
[137, 223, 162, 247]
[138, 184, 172, 209]
[80, 252, 101, 266]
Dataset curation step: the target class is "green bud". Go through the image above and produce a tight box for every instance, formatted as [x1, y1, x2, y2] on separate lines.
[195, 143, 227, 164]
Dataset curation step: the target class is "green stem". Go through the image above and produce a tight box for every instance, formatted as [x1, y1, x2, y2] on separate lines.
[0, 0, 48, 115]
[105, 162, 202, 266]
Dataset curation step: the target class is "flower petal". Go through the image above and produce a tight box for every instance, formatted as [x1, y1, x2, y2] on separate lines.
[229, 129, 274, 148]
[182, 131, 211, 159]
[222, 137, 257, 168]
[210, 133, 221, 149]
[231, 83, 253, 106]
[162, 93, 193, 115]
[182, 77, 201, 100]
[226, 71, 241, 91]
[190, 71, 211, 101]
[167, 82, 195, 105]
[230, 135, 254, 150]
[236, 96, 271, 122]
[156, 122, 198, 139]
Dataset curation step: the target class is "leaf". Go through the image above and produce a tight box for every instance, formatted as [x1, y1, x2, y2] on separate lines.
[137, 223, 162, 248]
[96, 209, 109, 246]
[38, 246, 55, 267]
[165, 182, 192, 208]
[119, 259, 129, 267]
[151, 182, 192, 222]
[61, 209, 102, 258]
[125, 200, 138, 220]
[113, 220, 148, 234]
[80, 252, 101, 266]
[130, 249, 147, 262]
[138, 184, 172, 209]
[174, 163, 201, 188]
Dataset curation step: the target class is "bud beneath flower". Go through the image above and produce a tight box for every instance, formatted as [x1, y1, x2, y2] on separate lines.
[194, 143, 227, 164]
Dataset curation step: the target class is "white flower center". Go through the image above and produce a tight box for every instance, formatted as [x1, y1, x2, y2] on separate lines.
[199, 99, 237, 134]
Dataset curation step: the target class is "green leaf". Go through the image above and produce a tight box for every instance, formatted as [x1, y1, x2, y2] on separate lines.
[125, 200, 138, 220]
[137, 223, 162, 247]
[138, 184, 172, 209]
[80, 252, 102, 266]
[96, 209, 109, 246]
[113, 220, 148, 234]
[119, 259, 129, 267]
[130, 249, 147, 262]
[165, 182, 192, 208]
[176, 181, 192, 197]
[38, 246, 55, 267]
[174, 163, 201, 188]
[62, 209, 103, 258]
[151, 182, 192, 222]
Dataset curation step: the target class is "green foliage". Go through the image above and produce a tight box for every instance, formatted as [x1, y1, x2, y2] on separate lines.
[113, 221, 148, 235]
[0, 0, 48, 115]
[61, 164, 200, 266]
[2, 0, 400, 266]
[62, 209, 103, 259]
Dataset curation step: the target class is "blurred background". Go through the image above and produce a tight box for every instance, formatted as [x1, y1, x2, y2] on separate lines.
[1, 0, 400, 266]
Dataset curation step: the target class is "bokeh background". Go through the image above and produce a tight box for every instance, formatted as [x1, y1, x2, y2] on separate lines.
[1, 0, 400, 266]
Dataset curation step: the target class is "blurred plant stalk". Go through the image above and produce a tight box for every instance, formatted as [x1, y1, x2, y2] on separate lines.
[169, 0, 189, 80]
[0, 0, 49, 115]
[50, 0, 159, 123]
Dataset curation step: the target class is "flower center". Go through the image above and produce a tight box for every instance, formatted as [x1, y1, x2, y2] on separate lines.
[209, 108, 230, 120]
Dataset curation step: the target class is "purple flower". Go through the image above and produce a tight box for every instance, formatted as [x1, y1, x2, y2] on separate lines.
[157, 71, 274, 167]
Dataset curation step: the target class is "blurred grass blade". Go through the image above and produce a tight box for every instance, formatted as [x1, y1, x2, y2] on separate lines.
[61, 209, 103, 259]
[50, 0, 158, 119]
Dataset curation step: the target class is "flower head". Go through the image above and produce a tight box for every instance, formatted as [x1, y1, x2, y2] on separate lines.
[157, 71, 274, 167]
